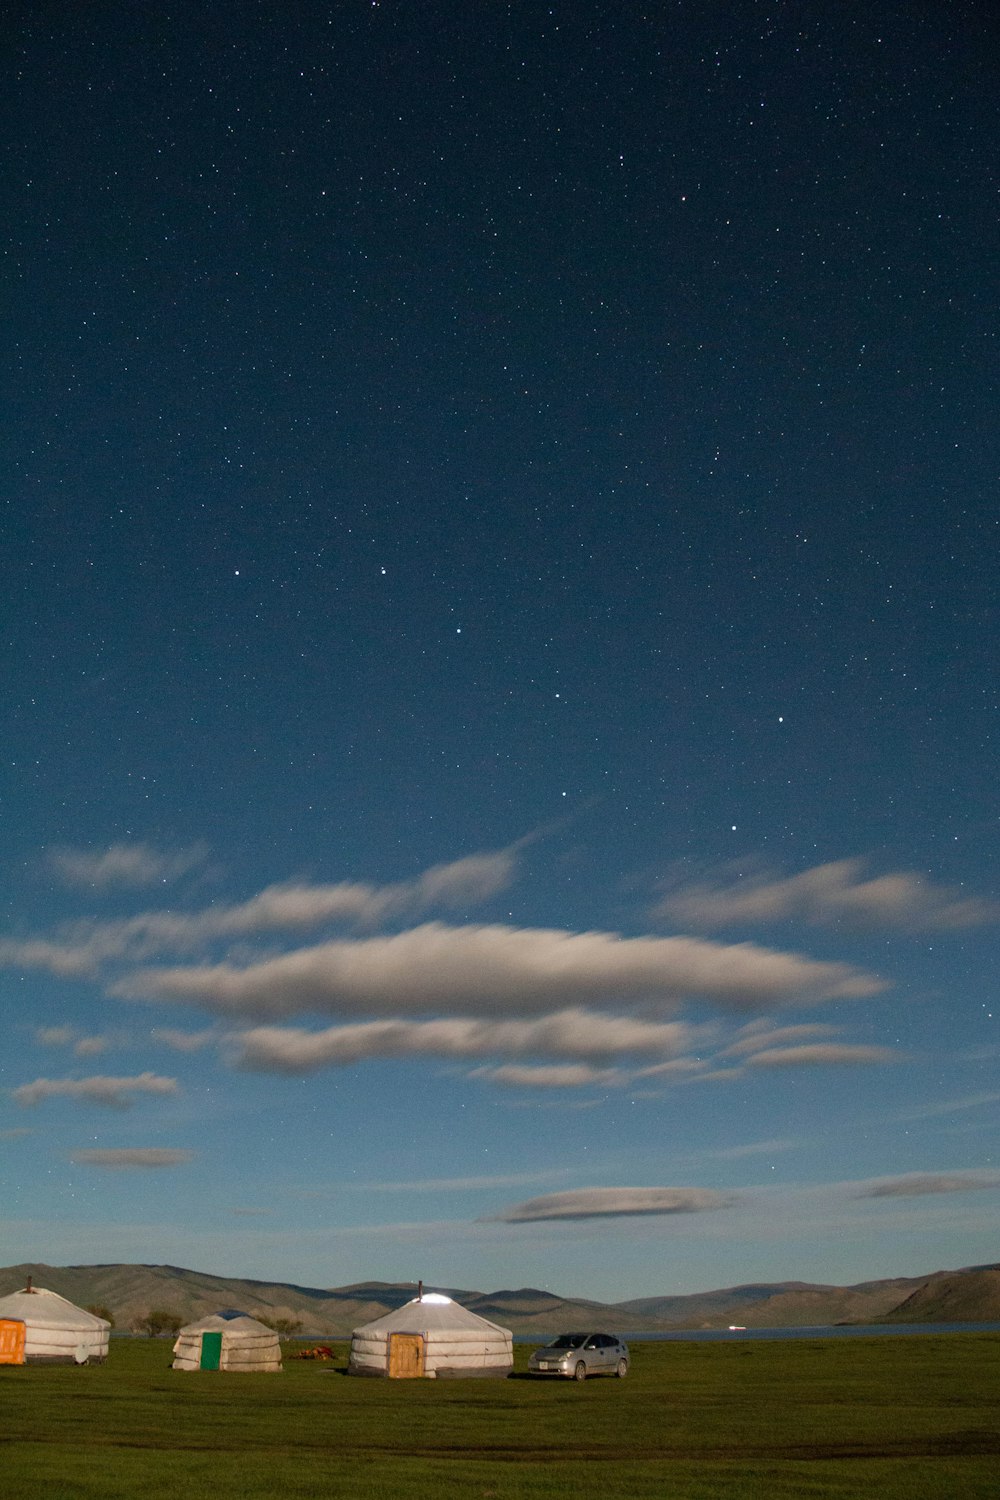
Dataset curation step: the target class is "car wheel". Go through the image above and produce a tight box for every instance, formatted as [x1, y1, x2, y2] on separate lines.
[574, 1361, 587, 1381]
[616, 1358, 628, 1378]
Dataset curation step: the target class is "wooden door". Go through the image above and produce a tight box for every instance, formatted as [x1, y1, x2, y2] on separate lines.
[0, 1320, 25, 1365]
[387, 1332, 425, 1378]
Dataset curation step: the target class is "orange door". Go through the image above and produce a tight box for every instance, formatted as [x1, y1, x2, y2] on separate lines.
[0, 1320, 26, 1365]
[387, 1333, 425, 1378]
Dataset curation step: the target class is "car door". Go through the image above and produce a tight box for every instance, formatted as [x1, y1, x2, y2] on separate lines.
[583, 1335, 605, 1373]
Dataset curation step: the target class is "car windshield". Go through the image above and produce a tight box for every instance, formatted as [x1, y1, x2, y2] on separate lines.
[547, 1334, 587, 1350]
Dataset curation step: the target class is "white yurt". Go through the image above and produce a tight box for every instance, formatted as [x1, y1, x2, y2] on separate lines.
[172, 1310, 282, 1372]
[0, 1285, 110, 1365]
[349, 1292, 513, 1379]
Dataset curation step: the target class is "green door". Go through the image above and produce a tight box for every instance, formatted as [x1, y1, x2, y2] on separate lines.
[200, 1331, 223, 1370]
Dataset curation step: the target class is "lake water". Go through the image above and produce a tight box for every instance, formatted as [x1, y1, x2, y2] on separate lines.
[626, 1322, 1000, 1342]
[515, 1322, 1000, 1345]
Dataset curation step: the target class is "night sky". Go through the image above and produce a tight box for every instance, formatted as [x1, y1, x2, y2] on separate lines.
[3, 2, 997, 1301]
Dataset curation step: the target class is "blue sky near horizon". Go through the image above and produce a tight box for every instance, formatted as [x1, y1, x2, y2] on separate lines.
[1, 1, 997, 1302]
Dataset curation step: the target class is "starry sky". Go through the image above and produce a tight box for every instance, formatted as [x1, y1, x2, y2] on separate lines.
[2, 1, 998, 1303]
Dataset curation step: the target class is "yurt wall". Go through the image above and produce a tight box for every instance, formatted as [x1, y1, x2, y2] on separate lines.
[0, 1287, 110, 1364]
[172, 1312, 282, 1372]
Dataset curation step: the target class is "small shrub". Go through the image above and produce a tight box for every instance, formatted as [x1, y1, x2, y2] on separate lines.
[134, 1308, 183, 1337]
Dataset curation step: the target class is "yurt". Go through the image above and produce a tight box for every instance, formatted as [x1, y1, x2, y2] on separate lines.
[349, 1292, 513, 1379]
[0, 1285, 110, 1365]
[171, 1310, 282, 1372]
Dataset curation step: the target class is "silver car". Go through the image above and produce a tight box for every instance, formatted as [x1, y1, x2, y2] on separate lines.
[528, 1332, 629, 1380]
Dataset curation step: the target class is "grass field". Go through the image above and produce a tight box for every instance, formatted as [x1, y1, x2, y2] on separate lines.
[2, 1333, 999, 1498]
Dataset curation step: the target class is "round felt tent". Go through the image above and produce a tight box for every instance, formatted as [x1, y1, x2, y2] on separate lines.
[172, 1310, 282, 1372]
[0, 1285, 110, 1365]
[349, 1292, 513, 1379]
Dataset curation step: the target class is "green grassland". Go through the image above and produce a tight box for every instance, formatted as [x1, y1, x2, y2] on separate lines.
[2, 1334, 999, 1498]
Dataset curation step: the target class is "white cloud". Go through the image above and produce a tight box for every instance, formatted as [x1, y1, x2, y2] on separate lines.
[657, 858, 998, 932]
[1, 850, 519, 976]
[744, 1043, 901, 1068]
[36, 1025, 77, 1046]
[491, 1186, 732, 1222]
[69, 1148, 194, 1169]
[34, 1025, 112, 1056]
[472, 1063, 626, 1089]
[895, 1091, 1000, 1121]
[0, 937, 103, 978]
[854, 1171, 1000, 1199]
[11, 1072, 180, 1109]
[409, 851, 518, 910]
[723, 1023, 841, 1057]
[633, 1057, 713, 1080]
[230, 1009, 694, 1074]
[706, 1138, 802, 1160]
[74, 1035, 111, 1057]
[177, 851, 515, 937]
[488, 1170, 1000, 1231]
[49, 842, 209, 890]
[114, 921, 884, 1021]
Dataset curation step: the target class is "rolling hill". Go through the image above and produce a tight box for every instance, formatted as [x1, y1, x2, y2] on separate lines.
[1, 1260, 998, 1334]
[879, 1266, 1000, 1324]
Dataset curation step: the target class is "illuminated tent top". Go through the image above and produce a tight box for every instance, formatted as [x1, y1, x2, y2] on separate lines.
[349, 1292, 513, 1379]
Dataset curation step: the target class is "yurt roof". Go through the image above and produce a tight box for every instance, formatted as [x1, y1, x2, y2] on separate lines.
[177, 1311, 276, 1336]
[0, 1287, 109, 1331]
[352, 1294, 511, 1338]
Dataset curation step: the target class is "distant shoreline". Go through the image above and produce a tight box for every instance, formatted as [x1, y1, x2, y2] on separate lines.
[608, 1322, 1000, 1343]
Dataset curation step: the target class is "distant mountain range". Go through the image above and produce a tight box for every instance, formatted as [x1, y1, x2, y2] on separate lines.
[1, 1260, 998, 1335]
